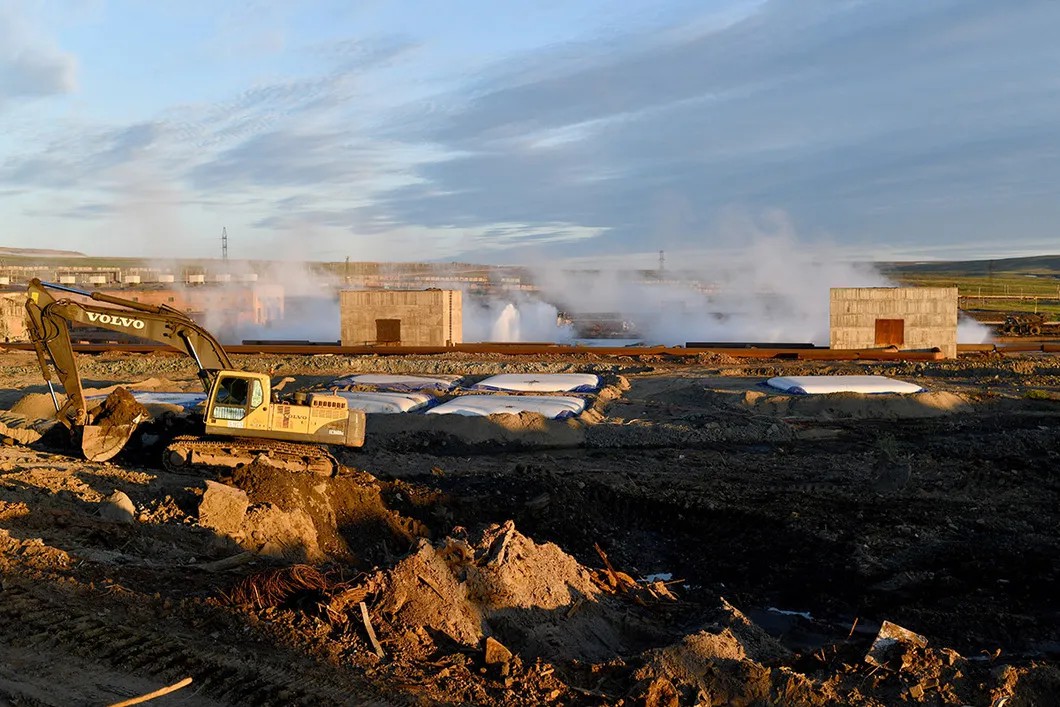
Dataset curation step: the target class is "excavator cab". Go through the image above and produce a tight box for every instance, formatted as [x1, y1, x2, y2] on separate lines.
[203, 372, 365, 447]
[204, 373, 267, 428]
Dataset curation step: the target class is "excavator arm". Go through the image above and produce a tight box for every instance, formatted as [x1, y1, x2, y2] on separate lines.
[25, 278, 235, 459]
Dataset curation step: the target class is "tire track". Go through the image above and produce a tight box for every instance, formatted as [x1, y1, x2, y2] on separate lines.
[0, 576, 395, 706]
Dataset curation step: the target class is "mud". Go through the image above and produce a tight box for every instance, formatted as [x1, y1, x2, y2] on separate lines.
[0, 349, 1057, 705]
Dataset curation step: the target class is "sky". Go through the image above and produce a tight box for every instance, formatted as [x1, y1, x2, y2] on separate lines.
[2, 0, 1059, 265]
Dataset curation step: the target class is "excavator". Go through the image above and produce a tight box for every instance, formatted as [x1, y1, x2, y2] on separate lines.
[25, 278, 365, 474]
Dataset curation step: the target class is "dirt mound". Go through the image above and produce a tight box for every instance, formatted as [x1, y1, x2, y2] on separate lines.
[367, 412, 586, 454]
[214, 462, 429, 565]
[8, 393, 59, 420]
[372, 521, 673, 663]
[630, 600, 826, 706]
[741, 389, 973, 419]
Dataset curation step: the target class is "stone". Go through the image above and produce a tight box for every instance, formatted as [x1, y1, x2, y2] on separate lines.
[99, 490, 136, 524]
[484, 636, 512, 666]
[198, 481, 249, 537]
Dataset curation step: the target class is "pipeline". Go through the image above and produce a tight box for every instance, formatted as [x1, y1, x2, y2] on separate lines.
[0, 341, 960, 360]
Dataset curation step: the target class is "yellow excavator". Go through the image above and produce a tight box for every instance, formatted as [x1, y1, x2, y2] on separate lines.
[25, 278, 364, 474]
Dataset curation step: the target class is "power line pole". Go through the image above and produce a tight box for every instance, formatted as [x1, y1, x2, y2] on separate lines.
[221, 227, 228, 263]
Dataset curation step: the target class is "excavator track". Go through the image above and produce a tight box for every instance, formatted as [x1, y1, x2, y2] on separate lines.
[163, 435, 339, 476]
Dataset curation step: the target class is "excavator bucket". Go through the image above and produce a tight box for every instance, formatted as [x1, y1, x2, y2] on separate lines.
[81, 422, 140, 462]
[80, 388, 150, 462]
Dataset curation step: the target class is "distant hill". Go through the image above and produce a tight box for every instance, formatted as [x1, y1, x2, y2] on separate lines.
[0, 247, 86, 258]
[882, 254, 1060, 275]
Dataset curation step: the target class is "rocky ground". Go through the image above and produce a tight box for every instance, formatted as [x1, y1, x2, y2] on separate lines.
[0, 347, 1058, 706]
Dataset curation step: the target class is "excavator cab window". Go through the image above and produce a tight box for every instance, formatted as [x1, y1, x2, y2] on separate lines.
[249, 379, 264, 408]
[213, 376, 249, 421]
[218, 377, 248, 405]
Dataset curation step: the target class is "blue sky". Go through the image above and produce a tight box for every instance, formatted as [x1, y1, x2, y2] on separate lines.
[2, 0, 1059, 264]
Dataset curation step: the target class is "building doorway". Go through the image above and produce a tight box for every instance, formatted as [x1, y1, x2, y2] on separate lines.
[375, 318, 401, 345]
[874, 318, 905, 346]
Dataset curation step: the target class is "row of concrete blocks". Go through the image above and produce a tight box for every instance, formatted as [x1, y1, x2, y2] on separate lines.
[830, 300, 958, 316]
[829, 314, 958, 328]
[830, 287, 959, 301]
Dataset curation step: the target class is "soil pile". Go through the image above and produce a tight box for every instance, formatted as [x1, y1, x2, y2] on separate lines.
[8, 392, 59, 420]
[741, 389, 974, 419]
[206, 462, 430, 565]
[374, 520, 671, 662]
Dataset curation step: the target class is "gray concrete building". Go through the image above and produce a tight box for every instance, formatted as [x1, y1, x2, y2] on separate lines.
[830, 287, 958, 358]
[339, 289, 462, 346]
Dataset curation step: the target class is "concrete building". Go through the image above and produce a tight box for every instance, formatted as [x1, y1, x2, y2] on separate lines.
[830, 287, 958, 358]
[0, 293, 27, 343]
[94, 285, 285, 329]
[340, 289, 462, 346]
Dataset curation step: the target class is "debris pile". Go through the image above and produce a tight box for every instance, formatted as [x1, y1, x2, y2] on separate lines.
[215, 521, 1060, 706]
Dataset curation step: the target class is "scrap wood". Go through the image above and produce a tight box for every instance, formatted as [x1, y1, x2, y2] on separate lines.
[593, 543, 677, 603]
[328, 585, 372, 617]
[593, 543, 636, 590]
[193, 551, 255, 573]
[416, 573, 445, 599]
[106, 677, 193, 707]
[360, 601, 385, 658]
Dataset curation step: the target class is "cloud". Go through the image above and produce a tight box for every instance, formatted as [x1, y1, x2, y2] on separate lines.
[359, 0, 1060, 260]
[0, 122, 160, 189]
[5, 0, 1060, 262]
[0, 3, 77, 109]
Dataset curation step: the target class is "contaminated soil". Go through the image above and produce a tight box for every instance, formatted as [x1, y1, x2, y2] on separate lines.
[0, 347, 1057, 705]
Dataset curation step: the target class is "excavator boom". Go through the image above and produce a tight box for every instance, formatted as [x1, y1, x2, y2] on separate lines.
[25, 278, 234, 460]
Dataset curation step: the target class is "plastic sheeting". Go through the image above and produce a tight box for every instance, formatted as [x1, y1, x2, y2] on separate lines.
[427, 395, 586, 419]
[330, 374, 461, 391]
[471, 373, 600, 393]
[766, 375, 925, 395]
[333, 391, 433, 414]
[87, 391, 206, 410]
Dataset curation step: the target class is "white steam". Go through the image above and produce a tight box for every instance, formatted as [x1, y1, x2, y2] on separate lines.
[463, 296, 574, 342]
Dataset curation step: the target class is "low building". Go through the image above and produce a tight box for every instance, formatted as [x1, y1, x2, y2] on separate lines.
[339, 289, 462, 346]
[0, 293, 27, 342]
[830, 287, 958, 358]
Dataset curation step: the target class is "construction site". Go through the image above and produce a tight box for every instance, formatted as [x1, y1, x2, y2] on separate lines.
[0, 255, 1058, 706]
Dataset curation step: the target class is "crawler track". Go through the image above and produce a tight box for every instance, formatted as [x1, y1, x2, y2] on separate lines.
[163, 435, 339, 476]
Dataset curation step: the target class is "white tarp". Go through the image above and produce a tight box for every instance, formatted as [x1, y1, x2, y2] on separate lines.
[88, 391, 206, 410]
[471, 373, 600, 393]
[330, 374, 460, 391]
[766, 375, 925, 395]
[427, 395, 586, 419]
[333, 391, 432, 414]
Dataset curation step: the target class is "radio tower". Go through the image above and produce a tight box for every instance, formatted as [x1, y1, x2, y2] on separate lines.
[221, 227, 229, 263]
[658, 250, 665, 274]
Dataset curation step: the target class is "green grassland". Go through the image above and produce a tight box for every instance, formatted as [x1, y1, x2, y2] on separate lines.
[884, 258, 1060, 319]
